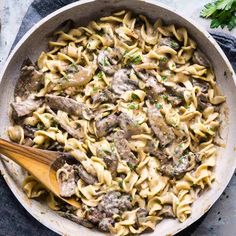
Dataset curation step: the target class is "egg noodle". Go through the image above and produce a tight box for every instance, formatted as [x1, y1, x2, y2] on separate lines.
[8, 10, 226, 235]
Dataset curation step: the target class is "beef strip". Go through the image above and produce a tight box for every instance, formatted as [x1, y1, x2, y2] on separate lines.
[14, 59, 43, 99]
[57, 163, 78, 197]
[45, 94, 93, 120]
[111, 69, 138, 95]
[118, 112, 140, 136]
[95, 114, 119, 138]
[159, 37, 180, 50]
[192, 50, 210, 67]
[11, 97, 43, 118]
[58, 211, 93, 228]
[87, 191, 132, 231]
[77, 165, 97, 185]
[146, 76, 166, 100]
[148, 108, 175, 147]
[97, 149, 118, 176]
[114, 130, 138, 167]
[92, 89, 116, 104]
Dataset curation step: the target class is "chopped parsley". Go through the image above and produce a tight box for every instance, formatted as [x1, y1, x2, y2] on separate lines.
[98, 28, 105, 35]
[162, 94, 168, 100]
[119, 180, 123, 189]
[128, 103, 139, 110]
[71, 62, 78, 69]
[97, 71, 103, 79]
[131, 93, 139, 101]
[129, 54, 142, 64]
[160, 56, 168, 62]
[200, 0, 236, 31]
[161, 76, 167, 81]
[92, 87, 98, 92]
[127, 162, 136, 170]
[170, 41, 179, 50]
[155, 103, 163, 110]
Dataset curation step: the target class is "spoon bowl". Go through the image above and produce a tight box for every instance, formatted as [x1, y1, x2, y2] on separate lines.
[0, 138, 80, 208]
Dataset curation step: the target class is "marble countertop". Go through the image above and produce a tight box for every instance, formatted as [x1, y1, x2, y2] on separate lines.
[0, 0, 235, 236]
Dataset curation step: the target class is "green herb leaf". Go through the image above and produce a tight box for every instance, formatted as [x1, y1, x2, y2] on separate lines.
[128, 103, 139, 110]
[216, 0, 235, 10]
[160, 56, 168, 62]
[200, 0, 236, 31]
[155, 103, 163, 110]
[97, 71, 103, 79]
[119, 180, 123, 189]
[131, 93, 139, 101]
[161, 76, 167, 81]
[200, 2, 217, 17]
[130, 54, 142, 64]
[162, 94, 168, 100]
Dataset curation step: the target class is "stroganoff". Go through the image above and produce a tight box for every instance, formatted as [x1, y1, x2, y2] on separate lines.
[8, 10, 226, 235]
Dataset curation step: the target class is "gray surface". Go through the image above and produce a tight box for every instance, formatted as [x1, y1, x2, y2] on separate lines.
[0, 0, 236, 236]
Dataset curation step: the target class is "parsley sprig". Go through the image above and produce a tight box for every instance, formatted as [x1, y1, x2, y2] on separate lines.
[200, 0, 236, 30]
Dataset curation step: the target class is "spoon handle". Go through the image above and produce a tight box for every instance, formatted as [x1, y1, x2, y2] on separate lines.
[0, 138, 57, 167]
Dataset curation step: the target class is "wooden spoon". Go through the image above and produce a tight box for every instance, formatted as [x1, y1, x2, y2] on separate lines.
[0, 138, 81, 208]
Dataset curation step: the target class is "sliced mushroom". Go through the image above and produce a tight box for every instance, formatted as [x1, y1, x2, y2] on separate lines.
[114, 130, 138, 167]
[160, 152, 198, 177]
[159, 37, 180, 50]
[118, 112, 140, 136]
[14, 59, 43, 99]
[97, 149, 118, 176]
[92, 89, 116, 104]
[111, 69, 138, 95]
[97, 48, 122, 75]
[148, 108, 175, 147]
[146, 76, 166, 100]
[192, 50, 210, 67]
[95, 114, 119, 138]
[57, 163, 78, 197]
[136, 208, 148, 226]
[86, 191, 132, 227]
[77, 165, 97, 185]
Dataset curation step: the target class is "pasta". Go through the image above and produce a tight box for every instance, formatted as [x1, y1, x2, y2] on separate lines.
[8, 10, 226, 235]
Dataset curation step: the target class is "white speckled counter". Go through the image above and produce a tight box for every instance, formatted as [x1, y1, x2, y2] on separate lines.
[0, 0, 235, 236]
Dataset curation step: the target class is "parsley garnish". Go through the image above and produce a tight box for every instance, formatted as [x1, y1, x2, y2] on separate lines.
[160, 56, 168, 62]
[128, 103, 139, 110]
[200, 0, 236, 30]
[155, 103, 163, 110]
[162, 94, 168, 100]
[131, 93, 139, 101]
[71, 62, 78, 69]
[97, 71, 103, 79]
[92, 87, 98, 92]
[129, 54, 142, 64]
[161, 76, 167, 81]
[119, 180, 123, 189]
